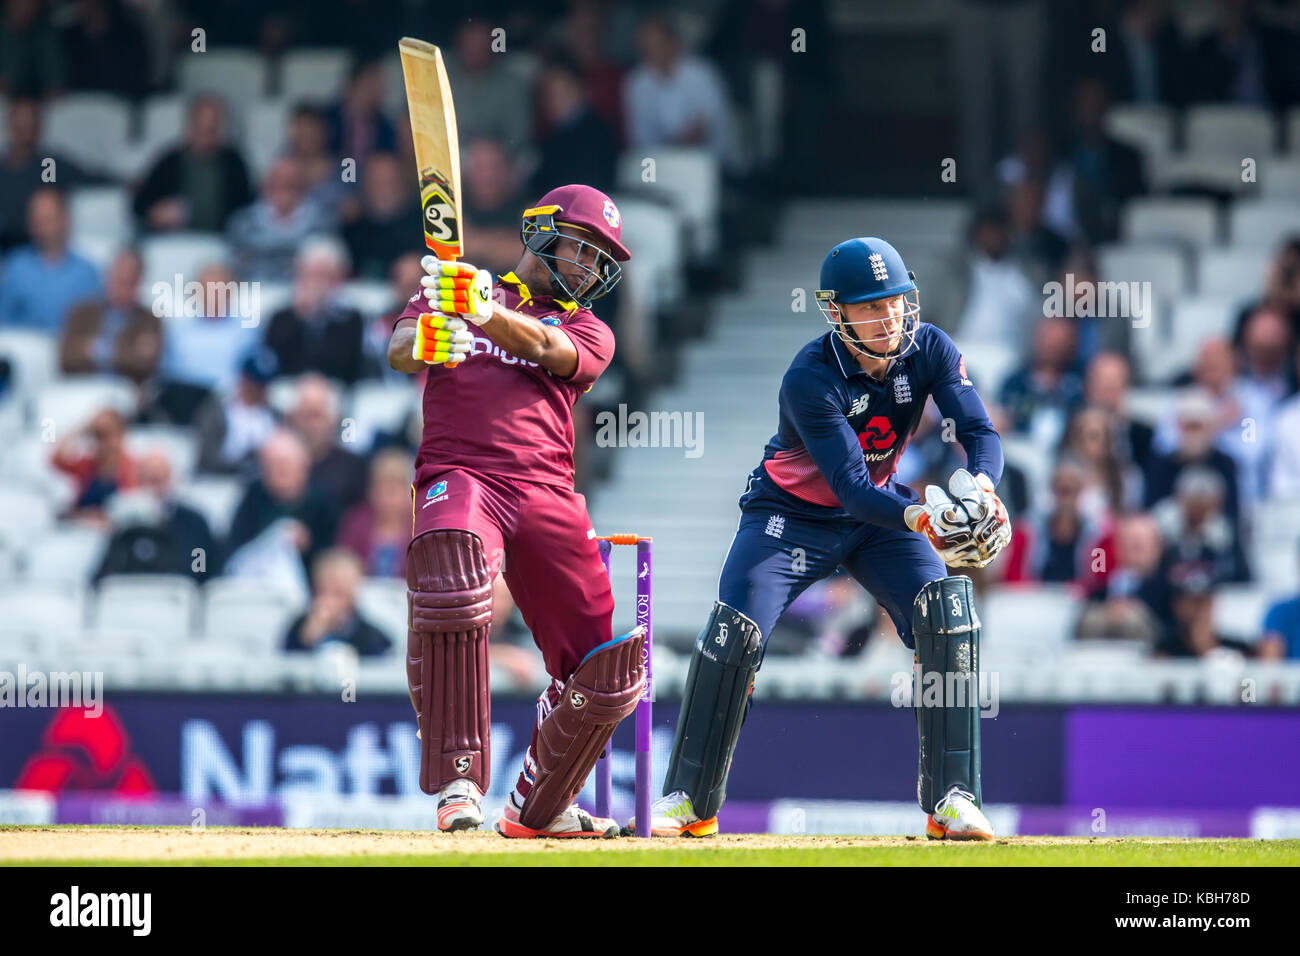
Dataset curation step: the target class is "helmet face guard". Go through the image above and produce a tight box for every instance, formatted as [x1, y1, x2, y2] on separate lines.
[815, 287, 921, 360]
[521, 205, 622, 309]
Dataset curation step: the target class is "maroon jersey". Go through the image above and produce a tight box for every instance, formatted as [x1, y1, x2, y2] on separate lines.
[396, 272, 614, 489]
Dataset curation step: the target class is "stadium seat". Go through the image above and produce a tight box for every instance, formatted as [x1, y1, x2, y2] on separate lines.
[140, 94, 186, 157]
[0, 487, 55, 552]
[41, 94, 132, 178]
[1251, 499, 1300, 593]
[1185, 104, 1276, 157]
[1213, 584, 1276, 645]
[0, 329, 57, 398]
[1103, 103, 1175, 164]
[279, 49, 351, 103]
[35, 376, 137, 432]
[74, 234, 120, 272]
[177, 49, 268, 104]
[1152, 151, 1261, 195]
[140, 233, 231, 293]
[1136, 295, 1238, 382]
[241, 99, 292, 180]
[93, 574, 199, 641]
[202, 578, 307, 654]
[955, 341, 1017, 397]
[339, 280, 394, 320]
[1121, 197, 1219, 246]
[357, 576, 408, 649]
[1228, 199, 1300, 249]
[126, 425, 200, 479]
[22, 525, 109, 585]
[1258, 157, 1300, 198]
[171, 475, 244, 538]
[0, 583, 88, 632]
[1096, 243, 1189, 302]
[1195, 245, 1269, 299]
[617, 148, 720, 260]
[69, 186, 133, 250]
[980, 585, 1075, 662]
[347, 381, 417, 443]
[610, 196, 684, 310]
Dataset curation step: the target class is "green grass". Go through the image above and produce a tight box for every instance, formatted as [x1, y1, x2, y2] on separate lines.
[5, 829, 1298, 867]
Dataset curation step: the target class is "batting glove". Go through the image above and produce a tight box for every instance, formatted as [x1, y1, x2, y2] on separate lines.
[420, 256, 493, 325]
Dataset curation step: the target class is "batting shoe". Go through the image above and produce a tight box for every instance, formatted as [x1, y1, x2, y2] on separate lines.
[627, 790, 718, 837]
[437, 779, 484, 832]
[495, 794, 620, 839]
[926, 786, 994, 841]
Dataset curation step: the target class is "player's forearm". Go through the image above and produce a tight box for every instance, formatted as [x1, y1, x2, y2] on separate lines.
[388, 321, 426, 375]
[480, 304, 578, 378]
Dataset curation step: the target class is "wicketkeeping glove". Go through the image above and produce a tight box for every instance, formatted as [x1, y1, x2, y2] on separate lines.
[904, 468, 1011, 569]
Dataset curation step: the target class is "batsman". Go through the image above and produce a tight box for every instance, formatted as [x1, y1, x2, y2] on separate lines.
[388, 185, 643, 838]
[636, 237, 1012, 840]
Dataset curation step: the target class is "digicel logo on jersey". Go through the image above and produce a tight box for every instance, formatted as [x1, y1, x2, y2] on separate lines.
[857, 415, 897, 453]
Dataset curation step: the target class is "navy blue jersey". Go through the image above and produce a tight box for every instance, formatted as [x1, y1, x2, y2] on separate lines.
[742, 325, 1003, 531]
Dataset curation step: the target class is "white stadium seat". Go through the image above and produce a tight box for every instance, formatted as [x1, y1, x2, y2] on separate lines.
[1152, 151, 1263, 195]
[979, 585, 1076, 662]
[35, 376, 137, 433]
[93, 574, 199, 641]
[0, 487, 56, 551]
[1096, 243, 1189, 302]
[140, 233, 231, 292]
[1213, 584, 1276, 645]
[1228, 200, 1300, 249]
[357, 576, 407, 650]
[171, 475, 244, 538]
[617, 148, 720, 260]
[126, 425, 200, 480]
[41, 94, 131, 177]
[202, 577, 307, 654]
[69, 186, 133, 250]
[241, 98, 292, 180]
[73, 234, 120, 272]
[610, 196, 684, 310]
[1258, 157, 1300, 198]
[1104, 103, 1175, 163]
[1122, 197, 1219, 246]
[280, 49, 351, 104]
[1135, 294, 1239, 382]
[0, 583, 88, 632]
[339, 280, 394, 320]
[1196, 245, 1270, 299]
[177, 49, 268, 104]
[138, 94, 186, 162]
[1185, 104, 1276, 157]
[22, 525, 109, 586]
[347, 381, 418, 441]
[0, 329, 57, 398]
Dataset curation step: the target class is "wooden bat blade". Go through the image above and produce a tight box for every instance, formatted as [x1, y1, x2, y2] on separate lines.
[399, 37, 463, 261]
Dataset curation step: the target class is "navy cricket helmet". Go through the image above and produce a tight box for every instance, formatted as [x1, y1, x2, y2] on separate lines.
[815, 237, 921, 360]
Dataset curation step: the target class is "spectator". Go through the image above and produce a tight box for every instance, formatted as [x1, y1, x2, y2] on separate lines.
[363, 252, 426, 382]
[0, 99, 89, 253]
[1233, 306, 1293, 500]
[155, 262, 259, 419]
[1077, 512, 1168, 643]
[93, 449, 219, 582]
[1144, 389, 1241, 522]
[624, 14, 736, 170]
[1084, 350, 1153, 470]
[283, 548, 391, 658]
[285, 103, 347, 218]
[59, 248, 161, 384]
[556, 0, 627, 139]
[1059, 405, 1133, 516]
[1054, 248, 1134, 363]
[0, 0, 66, 97]
[1159, 565, 1224, 657]
[950, 205, 1036, 346]
[1152, 467, 1250, 585]
[531, 53, 619, 197]
[1006, 178, 1068, 286]
[1033, 456, 1101, 583]
[1189, 0, 1300, 107]
[194, 348, 279, 477]
[461, 138, 529, 276]
[1059, 77, 1147, 244]
[1232, 237, 1300, 345]
[999, 316, 1084, 443]
[443, 21, 530, 155]
[62, 0, 151, 98]
[341, 151, 419, 280]
[224, 428, 336, 585]
[336, 448, 413, 578]
[0, 188, 101, 333]
[1158, 337, 1240, 445]
[264, 238, 366, 384]
[132, 95, 253, 233]
[51, 406, 137, 519]
[227, 157, 335, 283]
[1260, 546, 1300, 659]
[1268, 346, 1300, 498]
[322, 58, 396, 169]
[1096, 0, 1190, 106]
[285, 373, 368, 512]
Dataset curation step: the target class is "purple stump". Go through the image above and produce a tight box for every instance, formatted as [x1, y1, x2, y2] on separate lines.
[635, 538, 653, 838]
[595, 538, 614, 820]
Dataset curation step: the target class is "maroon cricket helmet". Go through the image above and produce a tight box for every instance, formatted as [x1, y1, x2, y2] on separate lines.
[525, 184, 631, 262]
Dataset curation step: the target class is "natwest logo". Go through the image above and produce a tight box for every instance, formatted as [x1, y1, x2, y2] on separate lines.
[857, 415, 897, 452]
[16, 706, 155, 795]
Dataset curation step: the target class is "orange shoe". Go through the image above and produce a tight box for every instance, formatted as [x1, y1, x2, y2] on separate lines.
[495, 795, 620, 839]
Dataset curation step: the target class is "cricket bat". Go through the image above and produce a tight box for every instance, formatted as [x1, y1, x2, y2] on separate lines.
[398, 37, 463, 261]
